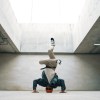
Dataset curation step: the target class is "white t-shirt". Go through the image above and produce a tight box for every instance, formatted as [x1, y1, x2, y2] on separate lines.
[44, 68, 55, 83]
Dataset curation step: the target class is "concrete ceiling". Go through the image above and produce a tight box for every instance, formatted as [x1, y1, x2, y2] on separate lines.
[0, 24, 19, 53]
[74, 16, 100, 53]
[0, 17, 100, 53]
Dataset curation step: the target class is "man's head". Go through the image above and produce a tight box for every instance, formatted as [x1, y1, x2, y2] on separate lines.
[46, 86, 53, 93]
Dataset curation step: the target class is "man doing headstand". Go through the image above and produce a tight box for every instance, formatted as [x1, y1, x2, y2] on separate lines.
[32, 38, 66, 93]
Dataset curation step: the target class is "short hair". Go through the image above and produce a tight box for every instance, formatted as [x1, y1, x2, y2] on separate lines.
[46, 86, 53, 90]
[46, 86, 53, 93]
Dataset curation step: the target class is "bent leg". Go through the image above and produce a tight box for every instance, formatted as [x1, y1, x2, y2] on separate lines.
[39, 59, 49, 65]
[48, 48, 55, 59]
[33, 78, 48, 90]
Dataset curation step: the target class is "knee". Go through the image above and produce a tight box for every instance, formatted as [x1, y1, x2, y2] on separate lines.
[60, 79, 64, 81]
[33, 79, 38, 83]
[33, 80, 35, 82]
[48, 47, 54, 52]
[48, 49, 51, 53]
[60, 79, 65, 83]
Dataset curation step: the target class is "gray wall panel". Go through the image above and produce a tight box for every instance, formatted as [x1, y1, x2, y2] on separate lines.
[0, 54, 100, 91]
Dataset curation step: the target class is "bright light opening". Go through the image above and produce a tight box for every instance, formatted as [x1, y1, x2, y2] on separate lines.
[9, 0, 86, 23]
[94, 44, 100, 46]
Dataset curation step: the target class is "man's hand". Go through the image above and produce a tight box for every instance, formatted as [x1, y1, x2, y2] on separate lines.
[60, 90, 67, 93]
[32, 90, 39, 93]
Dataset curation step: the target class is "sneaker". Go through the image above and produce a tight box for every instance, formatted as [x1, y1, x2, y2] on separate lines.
[51, 38, 55, 46]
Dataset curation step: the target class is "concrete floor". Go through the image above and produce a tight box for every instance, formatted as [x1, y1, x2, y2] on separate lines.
[0, 91, 100, 100]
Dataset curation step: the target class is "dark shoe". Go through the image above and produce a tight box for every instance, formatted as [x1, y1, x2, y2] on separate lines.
[51, 38, 55, 46]
[51, 38, 54, 41]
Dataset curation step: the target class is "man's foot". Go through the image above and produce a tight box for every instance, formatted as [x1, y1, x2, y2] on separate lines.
[32, 90, 39, 93]
[60, 91, 66, 93]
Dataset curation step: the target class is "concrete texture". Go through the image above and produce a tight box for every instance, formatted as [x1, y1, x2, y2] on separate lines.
[19, 24, 73, 53]
[74, 17, 100, 53]
[0, 0, 100, 53]
[0, 25, 19, 52]
[0, 53, 100, 91]
[0, 0, 22, 51]
[0, 91, 100, 100]
[73, 0, 100, 52]
[0, 0, 100, 94]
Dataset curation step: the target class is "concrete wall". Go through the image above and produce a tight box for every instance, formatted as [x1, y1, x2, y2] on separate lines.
[20, 24, 73, 53]
[73, 0, 100, 51]
[0, 53, 100, 91]
[0, 0, 21, 51]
